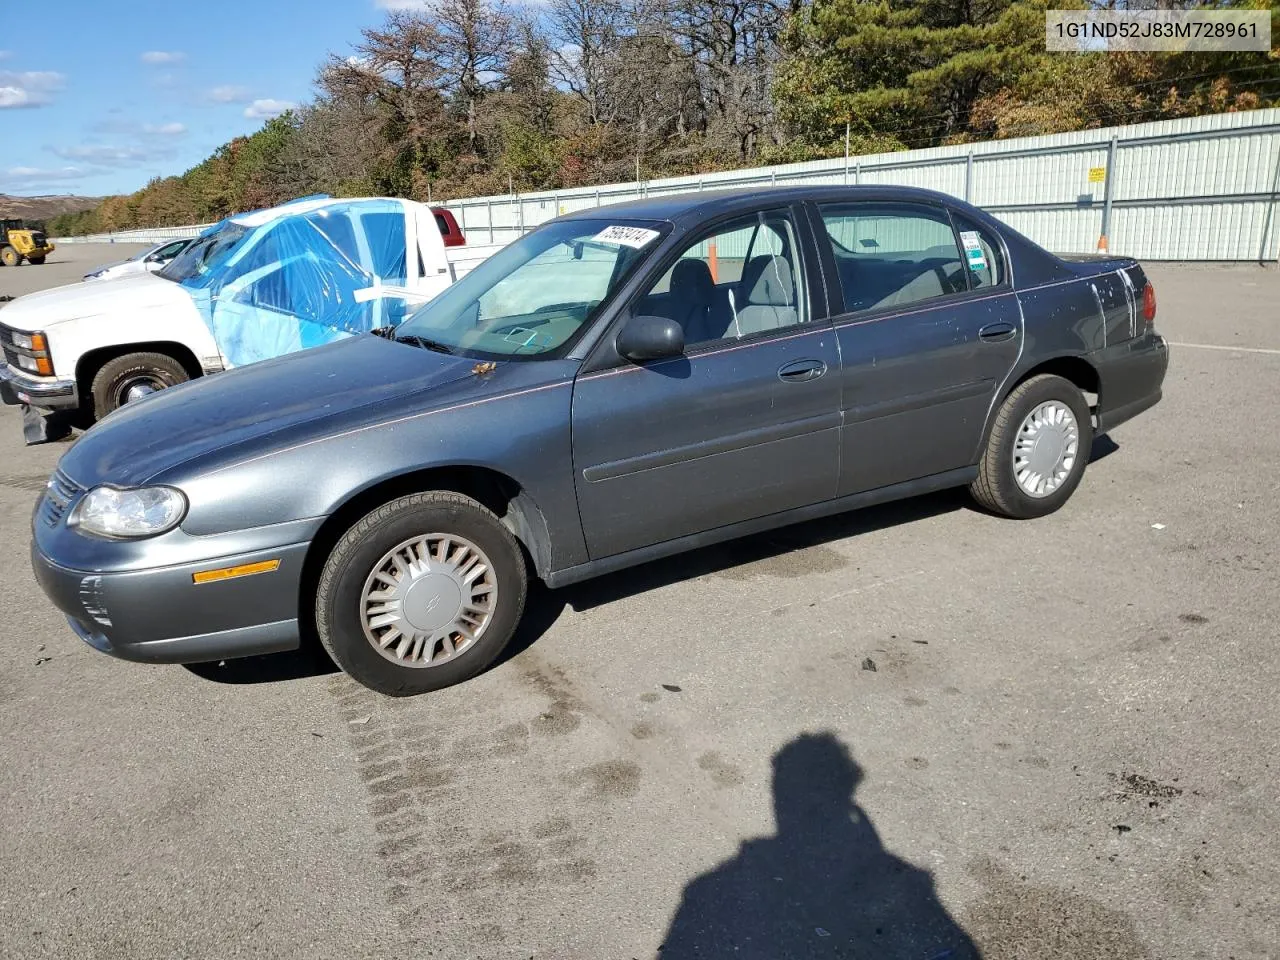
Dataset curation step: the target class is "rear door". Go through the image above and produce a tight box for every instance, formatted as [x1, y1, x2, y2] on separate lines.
[570, 205, 841, 560]
[810, 201, 1022, 495]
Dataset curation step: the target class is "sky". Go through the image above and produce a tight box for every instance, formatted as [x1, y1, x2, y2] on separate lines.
[0, 0, 426, 197]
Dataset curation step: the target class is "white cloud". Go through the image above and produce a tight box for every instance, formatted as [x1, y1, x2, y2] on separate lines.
[143, 122, 187, 136]
[207, 84, 252, 104]
[0, 70, 65, 109]
[140, 50, 185, 64]
[0, 165, 86, 190]
[375, 0, 431, 8]
[51, 145, 149, 165]
[243, 98, 297, 120]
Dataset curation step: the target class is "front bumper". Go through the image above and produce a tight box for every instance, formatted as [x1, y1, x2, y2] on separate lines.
[0, 362, 79, 410]
[31, 538, 309, 664]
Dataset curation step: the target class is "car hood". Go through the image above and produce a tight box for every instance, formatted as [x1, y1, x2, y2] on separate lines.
[57, 335, 479, 488]
[0, 271, 190, 329]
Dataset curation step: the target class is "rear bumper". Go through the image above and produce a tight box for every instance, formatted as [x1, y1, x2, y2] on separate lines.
[0, 362, 79, 410]
[31, 539, 306, 664]
[1093, 332, 1169, 433]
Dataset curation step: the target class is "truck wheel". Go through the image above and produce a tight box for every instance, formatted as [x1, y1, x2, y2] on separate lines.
[970, 374, 1093, 519]
[28, 256, 46, 265]
[316, 492, 527, 696]
[89, 352, 189, 419]
[0, 246, 18, 267]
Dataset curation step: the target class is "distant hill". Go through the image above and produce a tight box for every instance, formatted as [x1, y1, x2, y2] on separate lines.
[0, 194, 107, 221]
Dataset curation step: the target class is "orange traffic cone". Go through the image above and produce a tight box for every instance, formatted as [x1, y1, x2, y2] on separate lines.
[1096, 234, 1109, 254]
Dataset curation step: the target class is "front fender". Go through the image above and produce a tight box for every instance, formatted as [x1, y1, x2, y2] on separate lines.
[167, 360, 589, 573]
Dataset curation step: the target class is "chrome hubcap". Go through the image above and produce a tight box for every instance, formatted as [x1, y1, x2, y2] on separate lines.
[120, 378, 162, 404]
[359, 534, 497, 668]
[1012, 400, 1079, 498]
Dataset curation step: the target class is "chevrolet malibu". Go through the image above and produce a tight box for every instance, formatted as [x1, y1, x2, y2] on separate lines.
[31, 187, 1168, 695]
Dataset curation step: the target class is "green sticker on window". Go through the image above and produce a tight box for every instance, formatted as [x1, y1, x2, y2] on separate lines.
[960, 230, 987, 270]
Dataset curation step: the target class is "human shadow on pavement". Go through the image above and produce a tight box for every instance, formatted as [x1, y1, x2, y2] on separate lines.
[659, 732, 979, 960]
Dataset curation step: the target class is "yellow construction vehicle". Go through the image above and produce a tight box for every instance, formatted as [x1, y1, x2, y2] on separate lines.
[0, 219, 55, 266]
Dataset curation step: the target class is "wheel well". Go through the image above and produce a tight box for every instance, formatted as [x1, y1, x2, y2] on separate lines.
[77, 342, 203, 397]
[297, 466, 552, 646]
[1010, 355, 1100, 406]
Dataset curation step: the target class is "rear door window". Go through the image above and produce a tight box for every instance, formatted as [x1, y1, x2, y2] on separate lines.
[817, 203, 968, 313]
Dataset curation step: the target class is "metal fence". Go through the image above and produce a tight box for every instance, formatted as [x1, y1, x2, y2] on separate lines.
[56, 108, 1280, 261]
[443, 108, 1280, 262]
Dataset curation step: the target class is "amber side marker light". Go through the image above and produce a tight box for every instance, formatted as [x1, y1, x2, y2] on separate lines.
[192, 559, 281, 584]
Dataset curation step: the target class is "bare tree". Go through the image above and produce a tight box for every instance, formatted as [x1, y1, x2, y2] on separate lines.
[548, 0, 627, 125]
[653, 0, 788, 158]
[431, 0, 513, 149]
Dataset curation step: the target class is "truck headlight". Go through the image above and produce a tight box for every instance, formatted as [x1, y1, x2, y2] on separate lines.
[10, 331, 42, 351]
[71, 485, 188, 539]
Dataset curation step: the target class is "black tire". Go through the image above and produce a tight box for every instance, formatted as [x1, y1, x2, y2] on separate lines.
[970, 374, 1093, 519]
[0, 246, 18, 267]
[89, 351, 189, 420]
[316, 492, 527, 696]
[28, 256, 46, 265]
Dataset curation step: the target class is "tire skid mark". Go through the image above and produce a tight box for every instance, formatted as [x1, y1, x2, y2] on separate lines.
[327, 670, 602, 946]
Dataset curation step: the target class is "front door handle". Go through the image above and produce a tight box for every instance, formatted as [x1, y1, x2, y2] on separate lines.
[778, 359, 827, 383]
[979, 322, 1016, 343]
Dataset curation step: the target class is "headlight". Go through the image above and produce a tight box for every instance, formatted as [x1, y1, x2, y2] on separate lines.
[71, 485, 188, 539]
[11, 331, 35, 350]
[17, 354, 39, 372]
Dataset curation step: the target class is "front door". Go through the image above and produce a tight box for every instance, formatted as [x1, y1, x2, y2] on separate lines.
[571, 206, 842, 560]
[809, 201, 1022, 496]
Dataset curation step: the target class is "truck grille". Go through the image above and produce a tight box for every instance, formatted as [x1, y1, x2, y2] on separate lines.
[41, 470, 83, 527]
[0, 321, 25, 370]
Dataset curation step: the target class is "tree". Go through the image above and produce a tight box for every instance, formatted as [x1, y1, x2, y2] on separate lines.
[431, 0, 512, 149]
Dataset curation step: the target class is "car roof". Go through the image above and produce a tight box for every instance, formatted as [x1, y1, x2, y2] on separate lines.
[229, 196, 409, 228]
[554, 184, 971, 224]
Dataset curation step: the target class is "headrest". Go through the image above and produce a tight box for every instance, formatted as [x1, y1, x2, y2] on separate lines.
[743, 255, 794, 307]
[670, 258, 715, 300]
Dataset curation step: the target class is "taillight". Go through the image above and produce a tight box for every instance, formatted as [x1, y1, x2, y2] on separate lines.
[1142, 282, 1156, 329]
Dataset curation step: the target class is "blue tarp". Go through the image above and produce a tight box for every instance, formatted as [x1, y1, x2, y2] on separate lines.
[169, 198, 413, 368]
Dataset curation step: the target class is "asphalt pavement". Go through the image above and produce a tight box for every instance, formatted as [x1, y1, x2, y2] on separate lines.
[1, 244, 1277, 959]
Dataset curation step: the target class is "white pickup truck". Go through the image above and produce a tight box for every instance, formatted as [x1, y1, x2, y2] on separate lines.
[0, 196, 500, 432]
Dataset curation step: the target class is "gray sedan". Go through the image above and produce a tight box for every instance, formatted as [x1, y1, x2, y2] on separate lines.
[30, 186, 1168, 695]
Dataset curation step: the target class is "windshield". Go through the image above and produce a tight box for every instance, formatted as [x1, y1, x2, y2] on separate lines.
[158, 222, 249, 285]
[393, 218, 666, 359]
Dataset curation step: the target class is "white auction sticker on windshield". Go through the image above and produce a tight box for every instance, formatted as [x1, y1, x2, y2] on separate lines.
[591, 225, 660, 249]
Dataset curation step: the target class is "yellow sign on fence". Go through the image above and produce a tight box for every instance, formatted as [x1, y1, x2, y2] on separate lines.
[1088, 166, 1107, 183]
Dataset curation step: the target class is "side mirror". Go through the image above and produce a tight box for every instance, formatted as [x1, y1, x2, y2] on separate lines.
[616, 314, 684, 362]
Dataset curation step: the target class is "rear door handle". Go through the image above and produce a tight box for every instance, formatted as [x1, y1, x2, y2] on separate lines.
[979, 322, 1016, 343]
[778, 359, 827, 383]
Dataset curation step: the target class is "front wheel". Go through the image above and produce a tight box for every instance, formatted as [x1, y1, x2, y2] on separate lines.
[970, 374, 1093, 519]
[316, 492, 528, 696]
[28, 256, 46, 265]
[89, 351, 189, 420]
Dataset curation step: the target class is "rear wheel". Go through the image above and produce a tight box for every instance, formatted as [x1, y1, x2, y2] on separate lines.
[0, 246, 19, 267]
[316, 492, 527, 696]
[89, 351, 189, 420]
[970, 374, 1093, 519]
